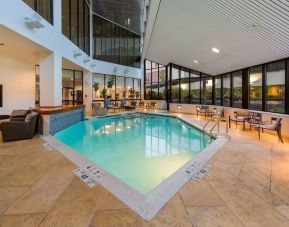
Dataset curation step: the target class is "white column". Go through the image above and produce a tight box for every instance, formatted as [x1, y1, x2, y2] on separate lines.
[39, 53, 62, 107]
[83, 71, 92, 113]
[53, 0, 62, 33]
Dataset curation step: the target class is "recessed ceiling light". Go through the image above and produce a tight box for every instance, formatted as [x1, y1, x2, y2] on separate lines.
[193, 59, 199, 64]
[212, 48, 220, 53]
[249, 24, 262, 32]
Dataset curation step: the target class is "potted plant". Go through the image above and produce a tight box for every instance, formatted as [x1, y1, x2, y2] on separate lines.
[106, 76, 116, 99]
[135, 91, 140, 99]
[93, 82, 99, 98]
[100, 88, 107, 99]
[129, 88, 135, 98]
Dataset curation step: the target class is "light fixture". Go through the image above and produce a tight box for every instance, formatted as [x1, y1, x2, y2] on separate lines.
[212, 47, 220, 54]
[249, 24, 262, 32]
[73, 50, 82, 57]
[25, 13, 45, 29]
[193, 59, 199, 64]
[177, 105, 181, 109]
[83, 58, 91, 63]
[90, 62, 96, 67]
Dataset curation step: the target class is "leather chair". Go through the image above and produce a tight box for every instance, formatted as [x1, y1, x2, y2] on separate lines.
[0, 111, 39, 142]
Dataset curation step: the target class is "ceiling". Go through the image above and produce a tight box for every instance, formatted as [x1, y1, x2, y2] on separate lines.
[0, 25, 50, 64]
[145, 0, 289, 75]
[92, 0, 142, 34]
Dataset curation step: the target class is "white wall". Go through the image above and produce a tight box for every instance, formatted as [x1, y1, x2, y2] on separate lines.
[0, 55, 35, 115]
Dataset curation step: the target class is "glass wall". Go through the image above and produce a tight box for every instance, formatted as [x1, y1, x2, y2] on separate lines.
[232, 71, 242, 108]
[23, 0, 53, 24]
[171, 66, 180, 102]
[222, 73, 231, 107]
[62, 69, 83, 105]
[202, 77, 213, 104]
[190, 71, 200, 104]
[180, 68, 190, 103]
[214, 76, 222, 105]
[62, 0, 90, 55]
[249, 66, 263, 110]
[266, 61, 285, 113]
[92, 74, 141, 105]
[144, 59, 289, 115]
[145, 60, 167, 100]
[93, 15, 140, 68]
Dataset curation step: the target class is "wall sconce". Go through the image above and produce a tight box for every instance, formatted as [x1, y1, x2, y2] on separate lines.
[90, 62, 96, 67]
[25, 14, 45, 29]
[177, 105, 182, 109]
[83, 58, 91, 63]
[73, 50, 82, 57]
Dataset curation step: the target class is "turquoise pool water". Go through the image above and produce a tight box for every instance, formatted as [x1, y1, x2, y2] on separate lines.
[55, 113, 214, 195]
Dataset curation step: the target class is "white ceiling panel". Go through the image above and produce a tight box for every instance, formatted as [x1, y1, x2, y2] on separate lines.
[145, 0, 289, 75]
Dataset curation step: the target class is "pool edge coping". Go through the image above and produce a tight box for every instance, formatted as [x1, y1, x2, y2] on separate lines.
[42, 112, 227, 220]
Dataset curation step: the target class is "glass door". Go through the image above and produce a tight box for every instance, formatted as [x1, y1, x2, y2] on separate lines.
[62, 69, 83, 105]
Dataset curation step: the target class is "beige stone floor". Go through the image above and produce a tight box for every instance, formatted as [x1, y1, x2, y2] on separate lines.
[1, 113, 289, 227]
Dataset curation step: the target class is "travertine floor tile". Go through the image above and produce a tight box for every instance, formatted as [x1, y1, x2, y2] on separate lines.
[0, 186, 29, 214]
[90, 209, 142, 227]
[210, 180, 289, 226]
[0, 213, 45, 227]
[187, 206, 244, 227]
[4, 159, 75, 215]
[39, 178, 102, 227]
[179, 180, 225, 208]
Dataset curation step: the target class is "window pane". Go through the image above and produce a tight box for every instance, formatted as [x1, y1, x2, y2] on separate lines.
[180, 68, 189, 103]
[232, 71, 242, 108]
[106, 75, 115, 99]
[78, 0, 84, 51]
[71, 0, 78, 45]
[214, 76, 222, 105]
[171, 67, 179, 102]
[37, 0, 53, 24]
[92, 74, 105, 100]
[249, 66, 262, 110]
[62, 0, 70, 38]
[134, 79, 141, 99]
[84, 2, 90, 55]
[266, 61, 285, 113]
[126, 78, 133, 99]
[145, 61, 152, 100]
[223, 74, 231, 107]
[190, 71, 200, 104]
[203, 77, 212, 104]
[116, 76, 124, 100]
[74, 71, 83, 104]
[93, 16, 102, 60]
[159, 66, 166, 100]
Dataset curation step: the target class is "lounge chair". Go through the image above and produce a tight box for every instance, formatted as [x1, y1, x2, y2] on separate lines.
[92, 102, 107, 116]
[105, 98, 121, 112]
[253, 117, 284, 142]
[138, 101, 145, 110]
[196, 106, 209, 117]
[229, 110, 249, 130]
[121, 98, 135, 110]
[147, 102, 157, 110]
[0, 111, 39, 142]
[247, 112, 262, 130]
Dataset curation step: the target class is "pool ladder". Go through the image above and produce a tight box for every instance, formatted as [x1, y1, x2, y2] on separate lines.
[202, 116, 231, 140]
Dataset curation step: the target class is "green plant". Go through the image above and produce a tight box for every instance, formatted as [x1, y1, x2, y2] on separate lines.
[100, 88, 107, 99]
[135, 91, 140, 98]
[107, 76, 116, 89]
[92, 82, 99, 92]
[129, 88, 135, 98]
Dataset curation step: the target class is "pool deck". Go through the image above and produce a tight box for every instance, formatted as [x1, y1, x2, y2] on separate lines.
[1, 111, 289, 226]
